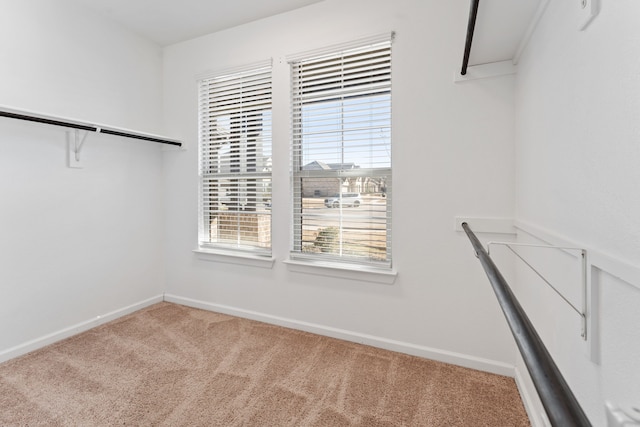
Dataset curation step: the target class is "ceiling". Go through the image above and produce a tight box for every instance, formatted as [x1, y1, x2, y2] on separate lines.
[70, 0, 541, 65]
[72, 0, 325, 46]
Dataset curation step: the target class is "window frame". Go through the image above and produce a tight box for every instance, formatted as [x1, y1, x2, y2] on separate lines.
[288, 35, 394, 272]
[197, 62, 273, 260]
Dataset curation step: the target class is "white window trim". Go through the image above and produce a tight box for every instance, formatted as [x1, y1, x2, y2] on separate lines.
[196, 59, 273, 82]
[285, 32, 395, 63]
[283, 258, 397, 284]
[288, 35, 394, 272]
[196, 61, 273, 261]
[193, 249, 275, 269]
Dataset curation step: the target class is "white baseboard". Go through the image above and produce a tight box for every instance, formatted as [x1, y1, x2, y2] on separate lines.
[0, 295, 164, 364]
[164, 293, 516, 377]
[514, 365, 549, 427]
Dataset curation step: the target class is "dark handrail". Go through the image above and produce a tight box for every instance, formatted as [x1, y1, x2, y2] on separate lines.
[461, 222, 591, 427]
[461, 0, 480, 76]
[0, 110, 182, 147]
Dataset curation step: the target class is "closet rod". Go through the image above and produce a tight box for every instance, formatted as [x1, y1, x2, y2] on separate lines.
[0, 109, 182, 147]
[461, 0, 480, 76]
[462, 222, 591, 427]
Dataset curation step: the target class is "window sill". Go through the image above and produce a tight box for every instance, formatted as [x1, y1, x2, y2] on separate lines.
[283, 259, 397, 284]
[193, 249, 275, 269]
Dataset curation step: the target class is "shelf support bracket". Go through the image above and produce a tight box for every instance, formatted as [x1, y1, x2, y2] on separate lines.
[68, 129, 89, 168]
[488, 241, 588, 341]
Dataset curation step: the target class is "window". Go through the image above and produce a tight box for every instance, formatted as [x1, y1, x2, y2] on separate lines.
[290, 37, 392, 269]
[198, 63, 272, 256]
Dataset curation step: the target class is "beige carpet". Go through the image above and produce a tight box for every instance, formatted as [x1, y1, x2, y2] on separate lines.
[0, 302, 529, 426]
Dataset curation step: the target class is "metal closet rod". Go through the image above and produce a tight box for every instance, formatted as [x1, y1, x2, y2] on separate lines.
[461, 0, 480, 76]
[461, 222, 591, 427]
[0, 109, 182, 147]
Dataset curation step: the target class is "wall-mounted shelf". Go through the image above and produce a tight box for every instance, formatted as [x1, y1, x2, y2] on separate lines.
[0, 105, 182, 147]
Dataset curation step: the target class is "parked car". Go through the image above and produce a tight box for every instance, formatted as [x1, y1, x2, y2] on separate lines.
[324, 193, 362, 208]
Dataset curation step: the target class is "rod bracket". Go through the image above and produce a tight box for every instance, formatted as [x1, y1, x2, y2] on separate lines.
[487, 241, 588, 341]
[68, 129, 89, 168]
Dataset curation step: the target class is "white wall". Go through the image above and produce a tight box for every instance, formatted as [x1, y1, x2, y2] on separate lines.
[163, 0, 518, 373]
[0, 0, 162, 131]
[0, 0, 166, 356]
[514, 1, 640, 425]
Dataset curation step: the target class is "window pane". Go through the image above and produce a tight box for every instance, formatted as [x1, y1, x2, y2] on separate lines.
[296, 176, 389, 262]
[205, 211, 271, 249]
[296, 95, 391, 169]
[203, 177, 272, 214]
[199, 65, 272, 254]
[291, 39, 392, 267]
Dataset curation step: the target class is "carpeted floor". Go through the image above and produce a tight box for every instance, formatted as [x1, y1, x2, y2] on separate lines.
[0, 302, 530, 426]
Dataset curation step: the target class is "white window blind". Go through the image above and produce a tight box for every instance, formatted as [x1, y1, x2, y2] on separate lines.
[198, 64, 272, 255]
[290, 38, 392, 268]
